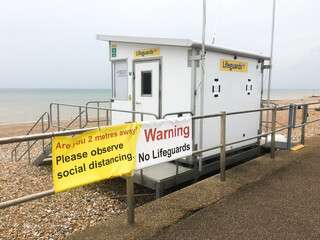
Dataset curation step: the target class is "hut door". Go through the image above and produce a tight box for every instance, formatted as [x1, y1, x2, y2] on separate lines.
[134, 60, 160, 121]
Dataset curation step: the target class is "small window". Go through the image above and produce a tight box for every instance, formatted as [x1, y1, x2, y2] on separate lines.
[113, 60, 128, 99]
[141, 71, 152, 96]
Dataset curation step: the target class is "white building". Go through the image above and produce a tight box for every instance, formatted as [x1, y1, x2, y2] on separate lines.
[97, 35, 270, 197]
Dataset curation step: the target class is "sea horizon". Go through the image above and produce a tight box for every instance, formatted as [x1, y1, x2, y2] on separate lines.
[1, 88, 319, 125]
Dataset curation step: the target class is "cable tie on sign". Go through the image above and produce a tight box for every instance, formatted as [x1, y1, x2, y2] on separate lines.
[52, 132, 55, 139]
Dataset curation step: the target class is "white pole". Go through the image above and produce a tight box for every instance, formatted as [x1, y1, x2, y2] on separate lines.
[266, 0, 276, 133]
[199, 0, 206, 172]
[212, 0, 221, 44]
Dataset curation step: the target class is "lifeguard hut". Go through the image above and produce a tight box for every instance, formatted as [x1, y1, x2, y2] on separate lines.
[97, 35, 270, 197]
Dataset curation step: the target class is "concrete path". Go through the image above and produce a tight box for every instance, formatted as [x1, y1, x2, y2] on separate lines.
[149, 139, 320, 240]
[66, 135, 320, 240]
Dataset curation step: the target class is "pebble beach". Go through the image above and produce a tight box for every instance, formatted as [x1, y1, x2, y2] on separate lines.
[0, 122, 154, 239]
[1, 97, 320, 239]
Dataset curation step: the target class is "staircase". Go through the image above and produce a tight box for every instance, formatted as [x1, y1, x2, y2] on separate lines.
[11, 100, 111, 166]
[32, 146, 52, 166]
[11, 112, 50, 164]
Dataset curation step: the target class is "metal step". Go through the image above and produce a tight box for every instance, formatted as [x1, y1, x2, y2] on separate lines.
[134, 162, 193, 183]
[265, 141, 299, 150]
[40, 157, 52, 166]
[32, 148, 52, 166]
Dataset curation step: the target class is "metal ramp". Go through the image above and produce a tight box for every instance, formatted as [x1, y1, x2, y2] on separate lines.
[130, 144, 262, 198]
[133, 162, 195, 198]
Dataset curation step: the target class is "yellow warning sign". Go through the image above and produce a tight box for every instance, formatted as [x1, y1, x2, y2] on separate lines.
[220, 59, 248, 73]
[52, 123, 141, 193]
[134, 47, 160, 58]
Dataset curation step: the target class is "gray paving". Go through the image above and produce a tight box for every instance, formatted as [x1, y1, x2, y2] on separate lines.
[66, 135, 320, 240]
[149, 144, 320, 239]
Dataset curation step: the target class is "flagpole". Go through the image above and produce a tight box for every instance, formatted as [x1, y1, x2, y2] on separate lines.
[199, 0, 206, 172]
[266, 0, 276, 133]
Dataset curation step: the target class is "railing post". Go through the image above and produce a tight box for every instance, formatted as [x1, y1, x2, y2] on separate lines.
[126, 176, 135, 224]
[97, 102, 100, 127]
[79, 107, 82, 129]
[220, 111, 226, 181]
[84, 106, 88, 128]
[41, 117, 45, 153]
[287, 103, 293, 150]
[301, 104, 308, 145]
[85, 103, 89, 124]
[106, 110, 109, 126]
[140, 169, 144, 185]
[175, 159, 179, 184]
[271, 106, 277, 158]
[57, 104, 60, 131]
[293, 105, 297, 128]
[27, 141, 31, 164]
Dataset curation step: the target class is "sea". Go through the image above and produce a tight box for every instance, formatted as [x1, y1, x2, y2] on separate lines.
[0, 89, 112, 125]
[262, 89, 320, 101]
[0, 88, 319, 125]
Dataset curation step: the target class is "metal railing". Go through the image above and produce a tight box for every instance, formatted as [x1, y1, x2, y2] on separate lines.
[50, 102, 159, 131]
[86, 101, 111, 127]
[2, 101, 320, 210]
[10, 100, 159, 164]
[10, 109, 88, 163]
[50, 103, 89, 130]
[163, 111, 193, 118]
[292, 102, 320, 145]
[38, 109, 88, 164]
[11, 112, 50, 163]
[192, 105, 291, 180]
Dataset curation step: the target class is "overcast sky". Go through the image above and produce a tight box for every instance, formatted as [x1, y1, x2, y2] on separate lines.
[0, 0, 319, 89]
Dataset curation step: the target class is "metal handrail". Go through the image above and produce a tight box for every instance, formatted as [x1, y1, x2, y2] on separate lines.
[10, 100, 159, 164]
[85, 100, 111, 126]
[295, 101, 320, 107]
[27, 112, 50, 135]
[303, 101, 320, 124]
[1, 126, 101, 145]
[11, 112, 50, 162]
[293, 104, 308, 128]
[163, 111, 193, 118]
[39, 110, 88, 161]
[227, 104, 290, 116]
[54, 110, 87, 131]
[11, 108, 89, 163]
[191, 104, 293, 178]
[3, 101, 320, 209]
[50, 102, 159, 130]
[86, 100, 111, 106]
[0, 189, 55, 209]
[50, 103, 88, 131]
[50, 102, 158, 118]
